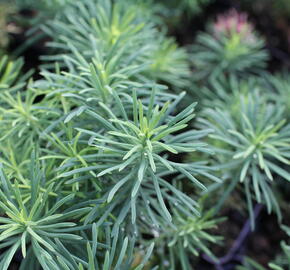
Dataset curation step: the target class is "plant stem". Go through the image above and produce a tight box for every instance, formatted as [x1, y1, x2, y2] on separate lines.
[203, 203, 263, 268]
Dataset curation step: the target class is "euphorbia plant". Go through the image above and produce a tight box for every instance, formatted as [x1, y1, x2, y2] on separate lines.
[200, 92, 290, 228]
[0, 0, 289, 269]
[191, 9, 268, 81]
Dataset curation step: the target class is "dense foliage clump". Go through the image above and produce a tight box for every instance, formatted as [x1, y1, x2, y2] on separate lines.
[0, 0, 289, 269]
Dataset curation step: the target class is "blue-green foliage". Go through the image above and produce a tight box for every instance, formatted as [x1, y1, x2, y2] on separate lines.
[0, 0, 289, 269]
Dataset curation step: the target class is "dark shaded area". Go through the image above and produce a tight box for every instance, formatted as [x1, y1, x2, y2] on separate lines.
[7, 9, 48, 79]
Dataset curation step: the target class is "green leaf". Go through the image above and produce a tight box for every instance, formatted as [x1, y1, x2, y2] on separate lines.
[152, 172, 172, 222]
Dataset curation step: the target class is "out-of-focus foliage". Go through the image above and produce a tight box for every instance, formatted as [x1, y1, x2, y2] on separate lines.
[266, 73, 290, 119]
[200, 91, 290, 228]
[151, 210, 224, 269]
[191, 9, 269, 81]
[0, 2, 17, 52]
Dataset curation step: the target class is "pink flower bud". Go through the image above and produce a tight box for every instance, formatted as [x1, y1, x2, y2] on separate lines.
[213, 9, 257, 44]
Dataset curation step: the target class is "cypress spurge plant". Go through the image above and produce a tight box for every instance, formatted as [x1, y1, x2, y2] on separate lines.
[0, 87, 58, 143]
[0, 138, 33, 184]
[40, 123, 98, 192]
[42, 0, 154, 65]
[0, 159, 154, 270]
[200, 92, 290, 227]
[146, 37, 190, 89]
[42, 0, 191, 90]
[32, 64, 79, 115]
[64, 89, 220, 228]
[1, 0, 289, 268]
[36, 40, 148, 110]
[0, 160, 90, 270]
[69, 224, 155, 270]
[0, 55, 32, 92]
[266, 72, 290, 119]
[191, 9, 268, 81]
[150, 210, 224, 270]
[191, 73, 262, 109]
[22, 219, 157, 270]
